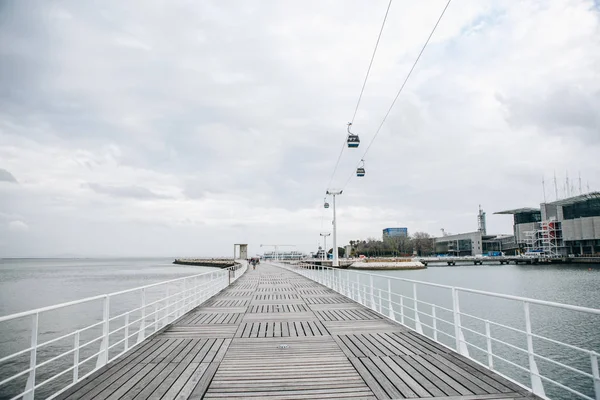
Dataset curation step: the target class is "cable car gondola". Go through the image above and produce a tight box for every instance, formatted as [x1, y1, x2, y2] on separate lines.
[347, 122, 360, 148]
[356, 159, 365, 177]
[324, 197, 330, 208]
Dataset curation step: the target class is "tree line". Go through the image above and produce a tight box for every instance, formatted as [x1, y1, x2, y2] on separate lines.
[346, 232, 435, 257]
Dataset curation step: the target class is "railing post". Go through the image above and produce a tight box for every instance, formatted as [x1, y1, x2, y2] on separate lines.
[124, 313, 129, 351]
[378, 288, 383, 314]
[73, 330, 80, 383]
[524, 301, 545, 397]
[356, 274, 362, 304]
[154, 303, 158, 333]
[96, 295, 110, 368]
[591, 351, 600, 400]
[165, 286, 170, 326]
[432, 306, 437, 341]
[485, 320, 493, 369]
[452, 288, 469, 356]
[346, 270, 351, 297]
[400, 295, 405, 325]
[138, 288, 146, 343]
[24, 312, 38, 400]
[369, 275, 375, 310]
[387, 279, 394, 320]
[413, 283, 423, 334]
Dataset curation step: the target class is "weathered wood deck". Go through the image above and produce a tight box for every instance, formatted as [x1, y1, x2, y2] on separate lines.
[58, 264, 538, 400]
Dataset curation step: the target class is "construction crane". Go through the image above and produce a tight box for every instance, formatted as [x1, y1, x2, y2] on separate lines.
[259, 244, 295, 261]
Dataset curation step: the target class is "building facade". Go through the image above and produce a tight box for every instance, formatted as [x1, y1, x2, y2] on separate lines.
[496, 192, 600, 256]
[434, 231, 518, 256]
[382, 227, 408, 239]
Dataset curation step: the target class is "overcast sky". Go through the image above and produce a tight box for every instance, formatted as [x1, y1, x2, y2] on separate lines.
[1, 0, 599, 257]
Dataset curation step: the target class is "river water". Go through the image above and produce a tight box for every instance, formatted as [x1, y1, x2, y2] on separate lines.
[0, 259, 598, 399]
[0, 258, 219, 399]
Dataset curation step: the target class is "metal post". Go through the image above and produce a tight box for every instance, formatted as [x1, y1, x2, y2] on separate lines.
[378, 289, 382, 314]
[591, 352, 600, 400]
[165, 286, 170, 326]
[24, 312, 38, 400]
[387, 279, 394, 320]
[485, 320, 493, 369]
[400, 295, 405, 325]
[138, 288, 146, 343]
[413, 283, 423, 333]
[524, 301, 545, 397]
[356, 274, 362, 304]
[369, 275, 375, 309]
[432, 307, 438, 341]
[154, 303, 158, 333]
[452, 288, 469, 356]
[97, 295, 110, 368]
[73, 330, 80, 383]
[124, 314, 129, 351]
[346, 270, 351, 297]
[332, 194, 338, 267]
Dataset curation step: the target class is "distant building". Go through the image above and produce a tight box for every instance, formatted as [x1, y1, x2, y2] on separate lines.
[497, 192, 600, 256]
[382, 227, 408, 239]
[434, 232, 518, 256]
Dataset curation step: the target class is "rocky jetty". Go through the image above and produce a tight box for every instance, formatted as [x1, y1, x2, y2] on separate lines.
[173, 258, 236, 268]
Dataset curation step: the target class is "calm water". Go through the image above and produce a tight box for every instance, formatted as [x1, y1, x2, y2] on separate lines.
[0, 259, 598, 399]
[0, 258, 220, 400]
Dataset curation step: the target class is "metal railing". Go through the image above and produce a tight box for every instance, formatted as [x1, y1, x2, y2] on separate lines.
[0, 262, 247, 400]
[279, 262, 600, 400]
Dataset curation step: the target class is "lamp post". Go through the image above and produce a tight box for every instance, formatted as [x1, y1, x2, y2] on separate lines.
[320, 232, 331, 261]
[326, 189, 342, 267]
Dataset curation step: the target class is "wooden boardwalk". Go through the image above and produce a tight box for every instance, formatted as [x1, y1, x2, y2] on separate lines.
[58, 264, 538, 400]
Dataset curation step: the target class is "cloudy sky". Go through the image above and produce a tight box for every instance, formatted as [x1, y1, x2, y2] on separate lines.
[1, 0, 599, 257]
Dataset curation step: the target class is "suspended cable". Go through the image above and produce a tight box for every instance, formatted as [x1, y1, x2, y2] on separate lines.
[343, 0, 453, 190]
[326, 140, 347, 189]
[325, 0, 392, 191]
[350, 0, 393, 125]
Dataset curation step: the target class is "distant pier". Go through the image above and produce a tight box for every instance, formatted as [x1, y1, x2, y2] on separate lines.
[418, 255, 600, 266]
[173, 258, 236, 268]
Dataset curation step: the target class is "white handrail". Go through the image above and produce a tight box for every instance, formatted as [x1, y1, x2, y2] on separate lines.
[0, 261, 247, 400]
[280, 261, 600, 400]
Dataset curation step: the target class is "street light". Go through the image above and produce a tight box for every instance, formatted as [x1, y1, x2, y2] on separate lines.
[320, 232, 331, 261]
[326, 189, 342, 267]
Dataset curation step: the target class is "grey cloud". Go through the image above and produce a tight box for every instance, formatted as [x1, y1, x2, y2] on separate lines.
[0, 168, 18, 183]
[497, 87, 600, 142]
[87, 183, 169, 199]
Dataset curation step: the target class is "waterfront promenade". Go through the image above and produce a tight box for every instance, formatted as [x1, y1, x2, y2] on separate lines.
[57, 264, 538, 399]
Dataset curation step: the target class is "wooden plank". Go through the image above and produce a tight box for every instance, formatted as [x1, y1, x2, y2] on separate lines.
[348, 357, 389, 400]
[188, 362, 220, 400]
[412, 355, 474, 396]
[112, 363, 171, 400]
[59, 264, 544, 400]
[389, 355, 450, 397]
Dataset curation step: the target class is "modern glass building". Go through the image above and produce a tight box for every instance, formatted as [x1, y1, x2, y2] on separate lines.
[382, 227, 408, 238]
[496, 192, 600, 256]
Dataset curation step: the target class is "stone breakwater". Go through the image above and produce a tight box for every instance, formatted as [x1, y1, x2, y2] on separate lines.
[173, 258, 236, 268]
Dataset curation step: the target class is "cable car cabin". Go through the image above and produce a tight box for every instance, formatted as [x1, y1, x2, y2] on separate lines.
[356, 167, 365, 177]
[347, 134, 360, 148]
[324, 202, 330, 209]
